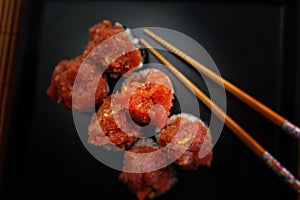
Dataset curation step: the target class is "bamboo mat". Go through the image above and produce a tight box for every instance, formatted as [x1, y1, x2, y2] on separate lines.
[0, 0, 22, 178]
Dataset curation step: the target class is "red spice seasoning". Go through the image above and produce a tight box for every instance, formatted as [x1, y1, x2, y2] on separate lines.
[158, 115, 213, 169]
[88, 96, 140, 149]
[83, 20, 142, 77]
[119, 145, 177, 200]
[114, 69, 174, 128]
[46, 58, 107, 111]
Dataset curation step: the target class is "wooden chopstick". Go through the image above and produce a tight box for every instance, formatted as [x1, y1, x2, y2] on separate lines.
[143, 28, 300, 140]
[140, 38, 300, 193]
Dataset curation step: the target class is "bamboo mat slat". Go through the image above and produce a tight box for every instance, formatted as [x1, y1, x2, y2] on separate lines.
[0, 0, 22, 181]
[0, 0, 15, 129]
[0, 0, 10, 58]
[0, 0, 22, 132]
[0, 0, 15, 91]
[0, 0, 5, 27]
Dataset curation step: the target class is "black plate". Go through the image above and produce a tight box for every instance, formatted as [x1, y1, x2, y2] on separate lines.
[2, 0, 299, 200]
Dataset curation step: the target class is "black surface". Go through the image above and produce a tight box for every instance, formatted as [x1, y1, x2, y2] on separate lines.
[1, 0, 299, 200]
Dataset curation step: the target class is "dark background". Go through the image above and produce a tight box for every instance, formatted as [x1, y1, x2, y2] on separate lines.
[1, 0, 299, 199]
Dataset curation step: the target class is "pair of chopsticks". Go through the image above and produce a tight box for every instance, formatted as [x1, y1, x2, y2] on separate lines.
[0, 0, 22, 155]
[144, 28, 300, 140]
[140, 29, 300, 193]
